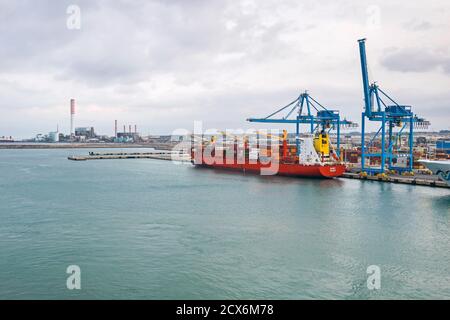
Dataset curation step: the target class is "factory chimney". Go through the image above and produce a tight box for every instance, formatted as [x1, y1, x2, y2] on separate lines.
[114, 120, 118, 138]
[135, 125, 137, 133]
[129, 125, 132, 134]
[70, 99, 75, 138]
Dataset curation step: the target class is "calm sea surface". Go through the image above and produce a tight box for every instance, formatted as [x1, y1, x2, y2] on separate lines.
[0, 148, 449, 299]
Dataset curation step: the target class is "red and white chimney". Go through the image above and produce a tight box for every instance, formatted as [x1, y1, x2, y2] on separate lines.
[70, 99, 75, 137]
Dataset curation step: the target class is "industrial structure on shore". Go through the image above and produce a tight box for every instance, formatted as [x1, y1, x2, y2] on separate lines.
[2, 38, 449, 182]
[20, 99, 143, 144]
[188, 38, 448, 180]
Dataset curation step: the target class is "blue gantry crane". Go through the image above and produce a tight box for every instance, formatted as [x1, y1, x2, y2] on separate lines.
[247, 91, 357, 157]
[358, 38, 429, 174]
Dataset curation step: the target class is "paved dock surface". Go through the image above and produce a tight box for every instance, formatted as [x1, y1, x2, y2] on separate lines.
[68, 151, 190, 162]
[342, 172, 449, 188]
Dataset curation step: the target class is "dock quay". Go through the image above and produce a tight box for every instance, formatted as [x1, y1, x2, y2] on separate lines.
[68, 151, 190, 162]
[342, 172, 449, 188]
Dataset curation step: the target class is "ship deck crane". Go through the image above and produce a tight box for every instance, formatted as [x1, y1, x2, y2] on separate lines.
[357, 38, 430, 174]
[256, 130, 289, 159]
[247, 91, 357, 158]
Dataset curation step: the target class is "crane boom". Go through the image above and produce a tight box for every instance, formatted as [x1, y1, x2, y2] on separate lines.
[358, 38, 372, 117]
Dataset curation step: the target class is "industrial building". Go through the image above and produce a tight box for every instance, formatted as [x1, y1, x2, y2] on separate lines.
[75, 127, 96, 139]
[436, 140, 450, 155]
[0, 136, 14, 142]
[114, 123, 141, 143]
[48, 131, 59, 142]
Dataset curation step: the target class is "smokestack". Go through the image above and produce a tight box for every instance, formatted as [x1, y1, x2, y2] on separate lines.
[114, 120, 118, 138]
[134, 125, 137, 133]
[70, 99, 75, 138]
[123, 125, 126, 133]
[129, 125, 132, 134]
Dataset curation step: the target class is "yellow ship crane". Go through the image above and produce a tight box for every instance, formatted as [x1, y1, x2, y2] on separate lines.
[313, 132, 330, 156]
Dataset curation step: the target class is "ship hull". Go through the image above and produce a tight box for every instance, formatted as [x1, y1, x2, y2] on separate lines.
[193, 159, 346, 178]
[418, 160, 450, 186]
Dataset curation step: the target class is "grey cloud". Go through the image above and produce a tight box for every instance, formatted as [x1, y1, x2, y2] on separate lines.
[1, 0, 450, 138]
[381, 48, 450, 74]
[0, 0, 298, 86]
[403, 19, 432, 31]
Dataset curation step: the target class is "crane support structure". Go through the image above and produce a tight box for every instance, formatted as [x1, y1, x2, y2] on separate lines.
[247, 92, 357, 157]
[357, 38, 430, 174]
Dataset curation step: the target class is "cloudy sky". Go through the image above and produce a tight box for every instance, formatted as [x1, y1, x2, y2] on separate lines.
[0, 0, 449, 138]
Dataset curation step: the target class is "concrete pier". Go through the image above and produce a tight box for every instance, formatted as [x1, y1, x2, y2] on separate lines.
[342, 172, 449, 188]
[68, 151, 190, 162]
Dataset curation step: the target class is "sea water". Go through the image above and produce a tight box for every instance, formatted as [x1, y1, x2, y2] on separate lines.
[0, 148, 449, 299]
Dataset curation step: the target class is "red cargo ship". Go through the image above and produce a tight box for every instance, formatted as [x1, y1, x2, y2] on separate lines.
[191, 131, 346, 178]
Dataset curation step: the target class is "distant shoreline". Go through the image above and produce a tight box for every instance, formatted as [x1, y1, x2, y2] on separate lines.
[0, 143, 174, 150]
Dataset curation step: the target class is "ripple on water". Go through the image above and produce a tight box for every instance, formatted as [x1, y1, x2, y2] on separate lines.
[0, 149, 449, 299]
